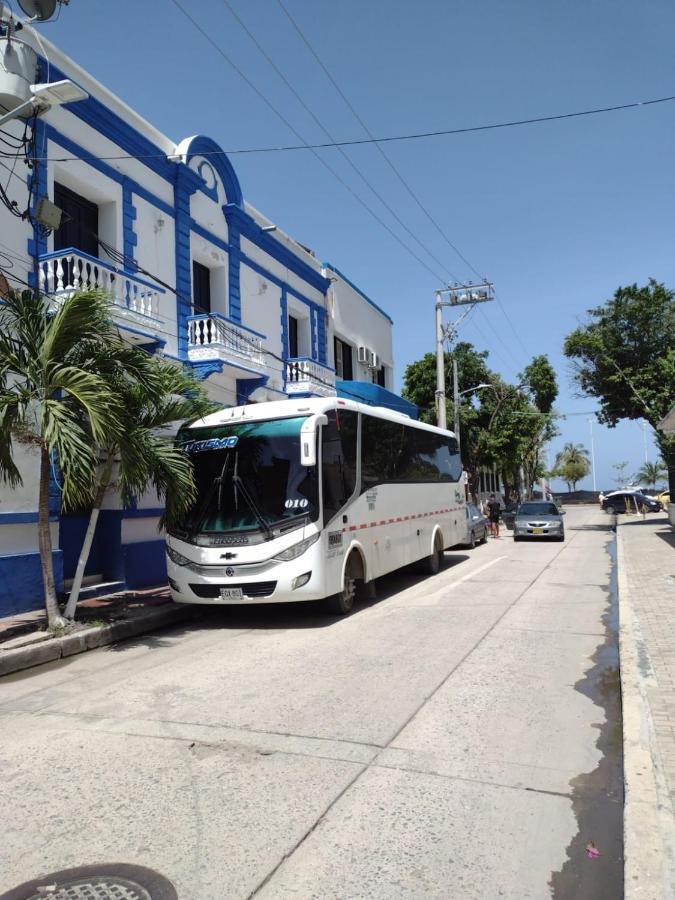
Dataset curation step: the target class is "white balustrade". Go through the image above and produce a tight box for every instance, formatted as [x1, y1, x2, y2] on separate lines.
[188, 314, 265, 368]
[39, 250, 161, 321]
[286, 357, 336, 396]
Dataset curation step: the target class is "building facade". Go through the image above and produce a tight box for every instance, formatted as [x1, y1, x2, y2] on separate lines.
[0, 28, 411, 614]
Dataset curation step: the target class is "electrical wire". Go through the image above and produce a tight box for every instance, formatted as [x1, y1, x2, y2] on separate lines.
[221, 0, 462, 284]
[275, 0, 471, 277]
[14, 93, 675, 163]
[271, 0, 531, 368]
[169, 0, 448, 286]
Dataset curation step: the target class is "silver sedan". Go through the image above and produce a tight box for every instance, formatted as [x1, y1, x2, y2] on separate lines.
[513, 501, 565, 542]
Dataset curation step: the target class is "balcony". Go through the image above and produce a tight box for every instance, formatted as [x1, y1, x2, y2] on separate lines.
[286, 357, 336, 397]
[187, 313, 266, 377]
[39, 249, 165, 336]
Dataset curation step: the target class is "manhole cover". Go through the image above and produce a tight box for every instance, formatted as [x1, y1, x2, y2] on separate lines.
[0, 865, 178, 900]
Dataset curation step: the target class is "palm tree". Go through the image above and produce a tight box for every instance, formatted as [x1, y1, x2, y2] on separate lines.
[0, 290, 122, 627]
[63, 354, 214, 619]
[636, 460, 667, 490]
[553, 442, 591, 492]
[555, 442, 591, 468]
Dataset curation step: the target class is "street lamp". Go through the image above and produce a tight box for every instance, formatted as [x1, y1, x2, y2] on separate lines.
[0, 79, 88, 129]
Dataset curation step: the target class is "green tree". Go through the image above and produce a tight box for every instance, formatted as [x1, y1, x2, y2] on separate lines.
[0, 290, 122, 627]
[553, 443, 591, 492]
[554, 459, 589, 493]
[564, 279, 675, 492]
[63, 352, 214, 620]
[636, 460, 667, 489]
[402, 345, 559, 499]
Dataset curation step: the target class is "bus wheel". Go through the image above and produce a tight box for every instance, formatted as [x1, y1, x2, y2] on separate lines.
[421, 534, 443, 575]
[326, 559, 357, 615]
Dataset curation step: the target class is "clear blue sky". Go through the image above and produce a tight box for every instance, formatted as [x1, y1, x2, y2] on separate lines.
[39, 0, 675, 490]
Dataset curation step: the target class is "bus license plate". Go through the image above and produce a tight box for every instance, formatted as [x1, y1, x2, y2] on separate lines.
[532, 528, 543, 534]
[220, 588, 243, 600]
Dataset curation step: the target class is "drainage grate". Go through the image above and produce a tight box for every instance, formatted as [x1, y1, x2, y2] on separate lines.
[0, 865, 177, 900]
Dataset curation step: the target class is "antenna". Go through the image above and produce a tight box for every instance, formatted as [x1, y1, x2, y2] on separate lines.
[17, 0, 60, 21]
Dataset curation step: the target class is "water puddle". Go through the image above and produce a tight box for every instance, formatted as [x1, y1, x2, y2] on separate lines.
[549, 535, 624, 898]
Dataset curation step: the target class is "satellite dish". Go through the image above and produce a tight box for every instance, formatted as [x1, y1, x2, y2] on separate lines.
[17, 0, 58, 21]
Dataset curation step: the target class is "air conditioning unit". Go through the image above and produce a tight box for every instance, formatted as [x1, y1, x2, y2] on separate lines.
[357, 346, 369, 364]
[368, 351, 378, 369]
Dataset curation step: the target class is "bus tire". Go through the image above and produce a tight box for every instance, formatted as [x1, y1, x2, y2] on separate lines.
[420, 533, 443, 575]
[326, 558, 357, 615]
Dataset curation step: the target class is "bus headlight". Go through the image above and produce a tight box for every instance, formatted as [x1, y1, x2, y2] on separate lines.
[273, 533, 320, 561]
[167, 545, 191, 566]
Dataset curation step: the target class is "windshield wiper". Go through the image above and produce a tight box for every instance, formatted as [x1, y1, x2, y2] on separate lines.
[232, 472, 274, 540]
[189, 452, 231, 537]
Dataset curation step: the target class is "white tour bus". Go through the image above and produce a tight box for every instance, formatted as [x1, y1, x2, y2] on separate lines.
[166, 397, 465, 614]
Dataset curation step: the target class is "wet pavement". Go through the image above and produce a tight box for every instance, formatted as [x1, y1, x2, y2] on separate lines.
[550, 536, 624, 898]
[0, 505, 623, 899]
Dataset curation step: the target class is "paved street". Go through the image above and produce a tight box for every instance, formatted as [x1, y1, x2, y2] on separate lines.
[0, 506, 622, 899]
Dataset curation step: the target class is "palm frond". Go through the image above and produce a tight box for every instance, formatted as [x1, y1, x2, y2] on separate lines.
[41, 290, 116, 368]
[41, 398, 98, 510]
[47, 364, 122, 444]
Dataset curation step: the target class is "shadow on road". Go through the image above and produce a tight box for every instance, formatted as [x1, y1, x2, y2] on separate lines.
[568, 523, 614, 532]
[104, 552, 473, 652]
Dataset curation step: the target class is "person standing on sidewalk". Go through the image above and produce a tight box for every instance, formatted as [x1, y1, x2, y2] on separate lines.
[487, 493, 501, 538]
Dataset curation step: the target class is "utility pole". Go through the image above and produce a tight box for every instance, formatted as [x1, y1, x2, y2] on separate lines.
[588, 418, 597, 493]
[453, 358, 460, 451]
[434, 282, 494, 433]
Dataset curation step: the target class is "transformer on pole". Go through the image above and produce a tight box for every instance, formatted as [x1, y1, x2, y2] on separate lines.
[434, 282, 494, 431]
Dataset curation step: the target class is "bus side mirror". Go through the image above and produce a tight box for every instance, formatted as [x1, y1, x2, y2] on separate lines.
[300, 413, 327, 466]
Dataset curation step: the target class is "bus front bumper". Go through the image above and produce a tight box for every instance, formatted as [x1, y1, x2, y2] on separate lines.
[166, 555, 326, 605]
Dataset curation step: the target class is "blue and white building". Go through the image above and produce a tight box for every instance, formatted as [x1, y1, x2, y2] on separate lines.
[0, 27, 413, 615]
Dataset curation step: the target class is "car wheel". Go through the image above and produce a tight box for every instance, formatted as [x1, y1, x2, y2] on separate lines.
[606, 505, 615, 515]
[469, 530, 476, 549]
[326, 557, 357, 615]
[556, 533, 565, 542]
[480, 529, 488, 545]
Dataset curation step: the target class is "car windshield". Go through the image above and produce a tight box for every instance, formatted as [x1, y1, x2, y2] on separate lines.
[517, 502, 559, 516]
[172, 416, 318, 537]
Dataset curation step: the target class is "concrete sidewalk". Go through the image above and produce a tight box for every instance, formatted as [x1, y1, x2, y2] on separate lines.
[0, 587, 193, 676]
[618, 513, 675, 898]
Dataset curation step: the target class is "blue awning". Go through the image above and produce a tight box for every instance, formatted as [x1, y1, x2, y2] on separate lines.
[336, 381, 418, 419]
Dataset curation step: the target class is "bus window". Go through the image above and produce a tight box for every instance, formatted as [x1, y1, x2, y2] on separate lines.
[321, 410, 358, 523]
[361, 417, 403, 491]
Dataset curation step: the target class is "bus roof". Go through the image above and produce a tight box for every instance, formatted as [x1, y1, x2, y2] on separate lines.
[186, 397, 457, 439]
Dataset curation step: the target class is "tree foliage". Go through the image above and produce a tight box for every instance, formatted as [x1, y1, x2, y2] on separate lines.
[0, 290, 124, 626]
[636, 460, 667, 489]
[552, 443, 591, 492]
[402, 343, 558, 498]
[564, 279, 675, 489]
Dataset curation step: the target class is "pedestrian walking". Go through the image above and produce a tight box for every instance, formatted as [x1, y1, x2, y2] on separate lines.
[487, 493, 501, 538]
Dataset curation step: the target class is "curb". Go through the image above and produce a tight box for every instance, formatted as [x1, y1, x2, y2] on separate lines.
[617, 526, 675, 899]
[0, 604, 194, 678]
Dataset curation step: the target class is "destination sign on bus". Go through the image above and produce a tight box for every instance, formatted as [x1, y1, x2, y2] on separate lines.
[182, 436, 239, 453]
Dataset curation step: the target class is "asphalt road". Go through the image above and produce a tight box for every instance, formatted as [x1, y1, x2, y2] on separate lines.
[0, 505, 623, 899]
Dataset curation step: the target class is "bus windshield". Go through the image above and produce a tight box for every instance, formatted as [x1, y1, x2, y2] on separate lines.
[174, 416, 318, 538]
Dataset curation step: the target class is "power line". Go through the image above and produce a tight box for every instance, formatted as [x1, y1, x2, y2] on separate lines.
[275, 0, 471, 278]
[272, 0, 534, 361]
[221, 0, 461, 283]
[168, 0, 447, 285]
[6, 92, 672, 163]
